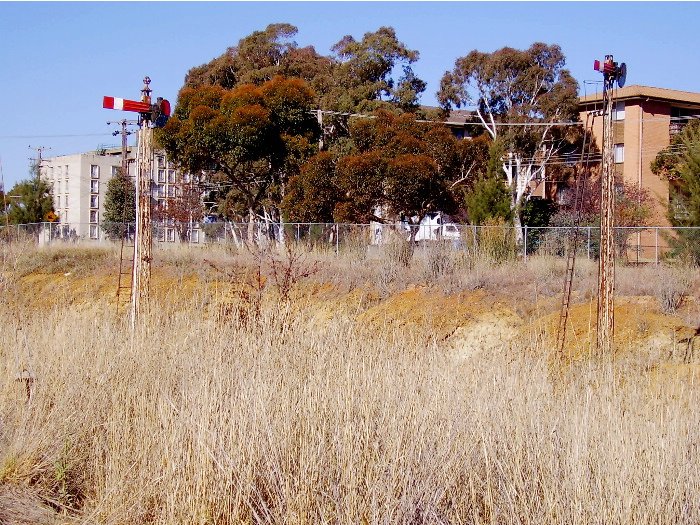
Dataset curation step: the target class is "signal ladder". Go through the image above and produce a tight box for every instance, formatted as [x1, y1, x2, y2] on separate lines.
[115, 225, 135, 317]
[556, 112, 596, 357]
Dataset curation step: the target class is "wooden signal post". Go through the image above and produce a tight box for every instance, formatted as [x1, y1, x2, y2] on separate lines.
[593, 56, 627, 354]
[103, 77, 170, 329]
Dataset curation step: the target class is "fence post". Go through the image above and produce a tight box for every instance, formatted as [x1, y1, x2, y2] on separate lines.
[335, 224, 339, 256]
[655, 227, 659, 266]
[523, 225, 528, 262]
[587, 226, 591, 260]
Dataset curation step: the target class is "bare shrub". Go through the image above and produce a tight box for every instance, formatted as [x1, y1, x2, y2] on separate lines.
[655, 266, 692, 314]
[421, 240, 456, 282]
[268, 242, 319, 303]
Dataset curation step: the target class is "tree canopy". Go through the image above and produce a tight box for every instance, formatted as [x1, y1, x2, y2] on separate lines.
[157, 76, 320, 229]
[283, 110, 490, 224]
[182, 24, 426, 116]
[438, 43, 580, 237]
[6, 163, 54, 225]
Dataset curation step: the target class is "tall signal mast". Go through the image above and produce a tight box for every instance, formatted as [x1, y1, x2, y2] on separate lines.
[593, 55, 627, 355]
[103, 77, 171, 329]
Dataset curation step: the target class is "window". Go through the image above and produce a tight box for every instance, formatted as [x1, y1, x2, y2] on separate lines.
[168, 185, 176, 197]
[190, 229, 200, 243]
[90, 210, 98, 223]
[166, 228, 175, 242]
[56, 196, 61, 208]
[157, 156, 165, 168]
[613, 101, 625, 121]
[90, 165, 99, 179]
[183, 173, 190, 184]
[156, 227, 165, 242]
[56, 180, 61, 194]
[90, 195, 99, 208]
[167, 170, 176, 183]
[614, 143, 625, 163]
[49, 167, 54, 179]
[89, 224, 99, 239]
[111, 166, 120, 177]
[56, 166, 62, 178]
[157, 169, 166, 183]
[157, 184, 165, 198]
[90, 180, 99, 194]
[65, 165, 69, 178]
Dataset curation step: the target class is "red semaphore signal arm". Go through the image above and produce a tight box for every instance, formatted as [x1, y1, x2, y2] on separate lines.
[103, 96, 151, 113]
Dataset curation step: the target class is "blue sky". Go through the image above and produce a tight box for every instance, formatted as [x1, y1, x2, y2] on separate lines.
[1, 1, 698, 189]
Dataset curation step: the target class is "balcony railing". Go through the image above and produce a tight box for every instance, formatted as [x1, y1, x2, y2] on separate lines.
[670, 121, 686, 138]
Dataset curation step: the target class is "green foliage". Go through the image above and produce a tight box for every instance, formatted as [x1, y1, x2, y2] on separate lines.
[102, 171, 135, 240]
[465, 141, 512, 225]
[438, 42, 581, 219]
[521, 198, 555, 228]
[6, 163, 54, 225]
[520, 198, 556, 254]
[651, 120, 700, 182]
[182, 23, 425, 117]
[329, 26, 425, 112]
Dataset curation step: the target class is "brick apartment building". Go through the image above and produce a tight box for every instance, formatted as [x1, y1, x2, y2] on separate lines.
[578, 85, 700, 260]
[578, 85, 700, 223]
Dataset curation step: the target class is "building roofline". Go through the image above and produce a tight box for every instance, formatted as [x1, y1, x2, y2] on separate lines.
[579, 84, 700, 106]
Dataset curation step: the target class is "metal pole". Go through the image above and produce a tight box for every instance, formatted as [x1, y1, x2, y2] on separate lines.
[523, 225, 528, 262]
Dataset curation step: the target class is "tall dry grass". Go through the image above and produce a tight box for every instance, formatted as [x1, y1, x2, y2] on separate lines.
[0, 262, 699, 524]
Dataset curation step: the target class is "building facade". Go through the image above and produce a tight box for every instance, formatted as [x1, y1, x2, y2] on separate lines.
[578, 85, 700, 261]
[579, 85, 700, 226]
[40, 146, 198, 243]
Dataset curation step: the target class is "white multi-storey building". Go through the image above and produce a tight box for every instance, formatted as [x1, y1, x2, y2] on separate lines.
[40, 146, 196, 242]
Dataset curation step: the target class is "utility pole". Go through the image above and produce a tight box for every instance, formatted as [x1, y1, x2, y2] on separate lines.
[107, 119, 137, 177]
[28, 145, 50, 176]
[103, 77, 171, 329]
[593, 56, 627, 355]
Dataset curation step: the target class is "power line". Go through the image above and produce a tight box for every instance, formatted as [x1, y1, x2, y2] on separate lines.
[0, 133, 112, 139]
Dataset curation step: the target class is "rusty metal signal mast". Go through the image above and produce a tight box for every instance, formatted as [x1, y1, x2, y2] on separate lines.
[103, 77, 171, 329]
[593, 56, 627, 355]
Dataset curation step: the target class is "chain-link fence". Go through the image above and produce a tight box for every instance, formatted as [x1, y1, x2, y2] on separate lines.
[2, 221, 700, 264]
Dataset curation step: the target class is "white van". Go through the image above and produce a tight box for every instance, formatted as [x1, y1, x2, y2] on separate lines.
[412, 212, 461, 243]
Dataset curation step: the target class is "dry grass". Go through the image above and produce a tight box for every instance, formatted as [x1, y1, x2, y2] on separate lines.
[0, 243, 699, 523]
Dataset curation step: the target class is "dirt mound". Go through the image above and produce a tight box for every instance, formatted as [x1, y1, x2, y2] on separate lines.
[357, 287, 524, 353]
[534, 296, 698, 362]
